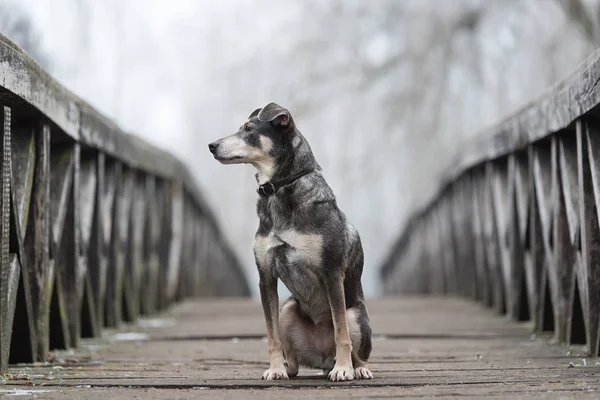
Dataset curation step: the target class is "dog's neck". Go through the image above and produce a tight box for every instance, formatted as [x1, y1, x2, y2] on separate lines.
[253, 132, 320, 186]
[252, 160, 276, 185]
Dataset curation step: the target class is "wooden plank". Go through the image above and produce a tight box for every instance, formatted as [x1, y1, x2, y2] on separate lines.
[3, 298, 600, 398]
[28, 124, 51, 359]
[483, 163, 506, 314]
[165, 182, 183, 304]
[439, 195, 456, 295]
[458, 177, 477, 299]
[429, 203, 445, 294]
[531, 140, 559, 336]
[116, 169, 139, 322]
[104, 164, 132, 328]
[127, 173, 148, 321]
[471, 169, 492, 306]
[552, 135, 577, 344]
[8, 119, 36, 363]
[78, 151, 98, 339]
[88, 153, 117, 329]
[48, 144, 74, 350]
[580, 120, 600, 356]
[141, 176, 160, 315]
[448, 185, 463, 296]
[155, 180, 171, 310]
[506, 155, 527, 321]
[59, 143, 81, 348]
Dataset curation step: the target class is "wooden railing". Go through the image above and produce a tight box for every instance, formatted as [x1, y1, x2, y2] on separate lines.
[380, 47, 600, 356]
[0, 34, 249, 372]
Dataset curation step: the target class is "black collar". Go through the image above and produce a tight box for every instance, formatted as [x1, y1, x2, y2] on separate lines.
[257, 169, 314, 197]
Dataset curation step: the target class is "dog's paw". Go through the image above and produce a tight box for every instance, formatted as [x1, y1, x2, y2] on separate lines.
[328, 364, 354, 382]
[262, 366, 289, 380]
[354, 366, 373, 379]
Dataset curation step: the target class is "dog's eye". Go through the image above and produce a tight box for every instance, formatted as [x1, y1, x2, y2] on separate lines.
[244, 125, 251, 132]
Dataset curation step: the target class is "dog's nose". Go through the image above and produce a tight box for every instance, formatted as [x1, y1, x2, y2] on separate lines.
[208, 142, 218, 154]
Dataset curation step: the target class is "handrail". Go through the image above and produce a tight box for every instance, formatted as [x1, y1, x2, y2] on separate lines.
[0, 33, 250, 372]
[381, 46, 600, 356]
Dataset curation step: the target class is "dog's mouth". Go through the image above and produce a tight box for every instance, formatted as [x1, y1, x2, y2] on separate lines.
[214, 154, 245, 164]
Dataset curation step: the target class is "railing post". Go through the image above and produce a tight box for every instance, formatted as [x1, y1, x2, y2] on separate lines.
[579, 118, 600, 356]
[0, 106, 17, 372]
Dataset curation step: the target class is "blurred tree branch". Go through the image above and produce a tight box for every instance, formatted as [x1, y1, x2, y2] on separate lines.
[0, 3, 49, 69]
[559, 0, 599, 43]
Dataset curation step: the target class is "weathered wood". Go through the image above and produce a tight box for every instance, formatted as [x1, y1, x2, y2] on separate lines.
[0, 106, 15, 372]
[23, 123, 51, 360]
[166, 182, 183, 304]
[88, 153, 116, 329]
[104, 164, 132, 328]
[78, 151, 98, 339]
[387, 47, 600, 250]
[0, 32, 249, 374]
[551, 134, 575, 344]
[380, 39, 600, 355]
[0, 33, 222, 236]
[506, 157, 526, 321]
[141, 176, 161, 315]
[156, 180, 172, 310]
[126, 173, 147, 320]
[58, 143, 81, 348]
[471, 170, 491, 305]
[483, 162, 506, 314]
[181, 198, 196, 298]
[581, 120, 600, 355]
[3, 298, 600, 398]
[8, 118, 36, 364]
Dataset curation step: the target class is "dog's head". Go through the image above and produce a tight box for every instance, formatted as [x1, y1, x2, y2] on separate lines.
[208, 102, 296, 168]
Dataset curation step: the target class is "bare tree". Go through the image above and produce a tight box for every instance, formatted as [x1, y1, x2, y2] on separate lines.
[0, 3, 49, 69]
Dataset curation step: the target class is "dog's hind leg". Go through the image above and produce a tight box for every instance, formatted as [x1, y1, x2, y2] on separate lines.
[280, 300, 337, 374]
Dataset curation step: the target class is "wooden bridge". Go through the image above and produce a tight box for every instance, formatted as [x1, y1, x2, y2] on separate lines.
[2, 32, 600, 398]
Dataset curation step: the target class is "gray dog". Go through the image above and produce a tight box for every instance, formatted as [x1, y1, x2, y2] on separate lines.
[209, 102, 373, 382]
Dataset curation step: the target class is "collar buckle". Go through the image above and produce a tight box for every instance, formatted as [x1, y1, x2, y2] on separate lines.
[257, 169, 314, 197]
[258, 181, 276, 197]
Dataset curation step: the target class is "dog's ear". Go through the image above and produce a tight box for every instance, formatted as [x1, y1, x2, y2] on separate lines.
[248, 108, 262, 119]
[257, 102, 292, 129]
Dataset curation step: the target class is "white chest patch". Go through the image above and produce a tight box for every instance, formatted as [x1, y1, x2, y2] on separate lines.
[253, 230, 324, 269]
[279, 230, 324, 267]
[253, 234, 283, 268]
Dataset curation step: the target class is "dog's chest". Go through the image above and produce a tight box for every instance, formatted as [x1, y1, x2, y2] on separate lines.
[255, 198, 323, 266]
[254, 227, 330, 319]
[254, 228, 324, 269]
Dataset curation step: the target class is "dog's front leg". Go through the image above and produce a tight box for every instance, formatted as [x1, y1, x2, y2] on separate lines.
[325, 275, 355, 382]
[258, 269, 288, 380]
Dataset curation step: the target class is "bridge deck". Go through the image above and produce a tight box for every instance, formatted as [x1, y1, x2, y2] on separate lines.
[2, 298, 598, 399]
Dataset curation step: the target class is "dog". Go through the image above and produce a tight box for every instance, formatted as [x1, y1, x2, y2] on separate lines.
[208, 102, 373, 382]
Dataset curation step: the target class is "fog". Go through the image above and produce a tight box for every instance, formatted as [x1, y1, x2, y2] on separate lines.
[2, 0, 600, 297]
